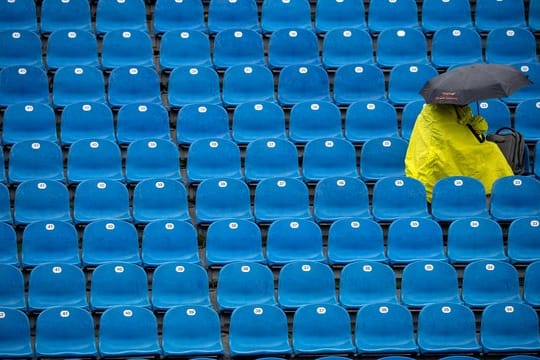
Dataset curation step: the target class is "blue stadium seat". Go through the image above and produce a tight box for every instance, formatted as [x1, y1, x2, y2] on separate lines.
[108, 65, 162, 108]
[74, 180, 131, 224]
[355, 303, 418, 354]
[27, 264, 87, 310]
[0, 183, 10, 224]
[261, 0, 312, 33]
[372, 176, 429, 222]
[387, 217, 446, 264]
[327, 218, 387, 264]
[503, 63, 540, 104]
[162, 305, 224, 357]
[289, 101, 343, 143]
[153, 0, 206, 35]
[67, 139, 123, 184]
[0, 264, 26, 310]
[507, 216, 540, 264]
[268, 29, 320, 69]
[293, 304, 355, 355]
[0, 308, 33, 359]
[485, 28, 537, 65]
[339, 261, 398, 308]
[21, 220, 80, 267]
[430, 27, 484, 69]
[321, 28, 374, 69]
[168, 65, 221, 108]
[229, 304, 292, 356]
[313, 176, 370, 223]
[431, 176, 489, 221]
[35, 307, 97, 358]
[8, 140, 64, 184]
[222, 65, 275, 106]
[60, 102, 115, 145]
[524, 261, 540, 307]
[514, 99, 540, 142]
[302, 138, 358, 182]
[333, 64, 386, 105]
[278, 261, 337, 309]
[360, 137, 408, 182]
[116, 103, 171, 144]
[401, 260, 461, 308]
[0, 65, 49, 107]
[536, 142, 540, 179]
[462, 260, 522, 308]
[367, 0, 419, 33]
[0, 150, 5, 184]
[90, 263, 149, 311]
[46, 30, 99, 69]
[176, 104, 230, 145]
[14, 180, 71, 225]
[98, 306, 162, 358]
[82, 220, 140, 266]
[244, 138, 300, 182]
[417, 303, 481, 354]
[376, 28, 429, 68]
[40, 0, 92, 34]
[447, 218, 507, 264]
[0, 30, 42, 69]
[421, 0, 473, 33]
[125, 139, 181, 183]
[472, 99, 511, 133]
[101, 29, 154, 69]
[277, 64, 331, 106]
[254, 177, 311, 223]
[490, 175, 540, 221]
[0, 0, 37, 32]
[0, 223, 17, 266]
[266, 219, 325, 265]
[387, 63, 438, 105]
[400, 100, 425, 140]
[195, 178, 253, 223]
[474, 0, 527, 32]
[132, 179, 190, 224]
[345, 100, 399, 143]
[217, 263, 276, 311]
[159, 30, 212, 71]
[213, 29, 265, 69]
[232, 101, 286, 144]
[315, 0, 366, 33]
[151, 263, 211, 310]
[206, 219, 265, 266]
[481, 302, 540, 353]
[530, 0, 540, 31]
[207, 0, 259, 34]
[52, 65, 106, 108]
[95, 0, 148, 34]
[2, 103, 57, 144]
[142, 220, 201, 267]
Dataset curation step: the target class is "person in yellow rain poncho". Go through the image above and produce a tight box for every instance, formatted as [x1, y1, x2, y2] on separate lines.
[405, 103, 513, 202]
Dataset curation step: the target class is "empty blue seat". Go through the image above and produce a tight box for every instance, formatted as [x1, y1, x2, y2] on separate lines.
[261, 0, 312, 33]
[514, 99, 540, 142]
[125, 139, 181, 183]
[60, 102, 115, 145]
[0, 0, 37, 32]
[14, 180, 71, 225]
[0, 65, 49, 107]
[35, 307, 97, 358]
[46, 30, 99, 69]
[176, 104, 231, 145]
[503, 63, 540, 104]
[475, 0, 527, 32]
[132, 179, 190, 224]
[447, 218, 507, 264]
[116, 103, 171, 144]
[0, 183, 10, 224]
[98, 306, 161, 358]
[372, 176, 429, 222]
[387, 217, 446, 264]
[0, 308, 33, 359]
[52, 65, 106, 108]
[376, 27, 429, 68]
[151, 263, 211, 310]
[327, 218, 387, 264]
[229, 304, 292, 356]
[0, 223, 17, 266]
[159, 30, 212, 70]
[490, 175, 540, 221]
[530, 0, 540, 31]
[322, 28, 374, 69]
[254, 177, 311, 223]
[388, 63, 439, 105]
[302, 138, 358, 182]
[8, 140, 64, 184]
[355, 303, 418, 354]
[508, 216, 540, 264]
[217, 263, 276, 311]
[421, 0, 473, 33]
[213, 29, 265, 69]
[244, 138, 300, 182]
[101, 29, 154, 69]
[360, 137, 408, 182]
[333, 64, 386, 105]
[289, 101, 343, 143]
[95, 0, 148, 34]
[0, 30, 43, 69]
[485, 27, 537, 65]
[367, 0, 419, 33]
[108, 65, 162, 108]
[74, 180, 131, 224]
[21, 220, 80, 267]
[293, 303, 355, 355]
[162, 305, 224, 356]
[82, 220, 140, 266]
[207, 0, 259, 34]
[431, 176, 489, 221]
[67, 139, 123, 184]
[232, 101, 286, 144]
[313, 176, 370, 223]
[345, 100, 399, 143]
[400, 100, 425, 140]
[153, 0, 206, 35]
[481, 302, 540, 353]
[0, 264, 26, 310]
[339, 261, 397, 308]
[278, 261, 337, 309]
[195, 178, 253, 223]
[277, 64, 331, 106]
[268, 29, 320, 69]
[315, 0, 366, 33]
[266, 219, 325, 266]
[142, 220, 200, 267]
[417, 303, 481, 354]
[473, 99, 511, 133]
[2, 103, 57, 144]
[28, 264, 87, 310]
[430, 27, 483, 69]
[524, 261, 540, 307]
[168, 65, 221, 108]
[40, 0, 92, 34]
[222, 64, 276, 106]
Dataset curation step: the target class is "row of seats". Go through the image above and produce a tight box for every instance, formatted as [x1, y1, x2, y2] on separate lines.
[2, 301, 540, 358]
[1, 0, 538, 35]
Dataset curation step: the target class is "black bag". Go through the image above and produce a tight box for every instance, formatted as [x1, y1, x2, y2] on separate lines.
[486, 127, 527, 175]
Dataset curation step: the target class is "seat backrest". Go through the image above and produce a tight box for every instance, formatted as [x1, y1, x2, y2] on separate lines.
[421, 0, 473, 32]
[125, 139, 181, 183]
[360, 137, 408, 182]
[0, 65, 49, 107]
[0, 183, 10, 224]
[268, 28, 320, 69]
[116, 103, 171, 144]
[261, 0, 312, 33]
[430, 27, 483, 69]
[302, 138, 358, 182]
[474, 99, 511, 133]
[74, 180, 131, 224]
[289, 100, 343, 143]
[82, 220, 140, 266]
[187, 138, 242, 184]
[371, 176, 429, 222]
[46, 30, 99, 69]
[8, 140, 64, 184]
[277, 64, 331, 106]
[0, 0, 37, 32]
[52, 65, 106, 108]
[530, 0, 540, 31]
[159, 30, 211, 70]
[524, 261, 540, 307]
[207, 0, 259, 33]
[400, 100, 425, 140]
[474, 0, 526, 32]
[485, 27, 537, 65]
[313, 176, 370, 223]
[195, 178, 253, 223]
[376, 27, 428, 68]
[490, 175, 540, 221]
[388, 63, 438, 105]
[514, 99, 540, 142]
[0, 29, 42, 69]
[244, 138, 300, 182]
[0, 308, 33, 358]
[431, 176, 489, 221]
[67, 139, 123, 184]
[507, 216, 540, 263]
[14, 180, 71, 225]
[333, 64, 386, 105]
[213, 29, 265, 69]
[101, 29, 154, 69]
[315, 0, 366, 33]
[503, 63, 540, 104]
[60, 102, 115, 145]
[176, 103, 230, 145]
[367, 0, 419, 33]
[153, 0, 206, 35]
[0, 223, 17, 266]
[254, 177, 311, 223]
[107, 65, 162, 108]
[222, 64, 276, 106]
[40, 0, 92, 33]
[2, 103, 57, 144]
[345, 100, 398, 143]
[232, 101, 286, 143]
[132, 179, 190, 224]
[95, 0, 148, 34]
[322, 28, 374, 69]
[168, 65, 221, 108]
[0, 264, 26, 309]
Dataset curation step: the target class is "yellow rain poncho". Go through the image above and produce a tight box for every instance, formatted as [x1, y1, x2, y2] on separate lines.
[405, 103, 513, 201]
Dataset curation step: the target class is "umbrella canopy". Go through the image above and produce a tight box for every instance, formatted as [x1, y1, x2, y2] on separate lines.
[420, 64, 532, 105]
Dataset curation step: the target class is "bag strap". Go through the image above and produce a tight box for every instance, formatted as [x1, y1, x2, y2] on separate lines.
[467, 124, 485, 143]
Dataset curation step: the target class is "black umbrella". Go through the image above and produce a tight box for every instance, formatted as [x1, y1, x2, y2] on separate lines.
[420, 64, 532, 105]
